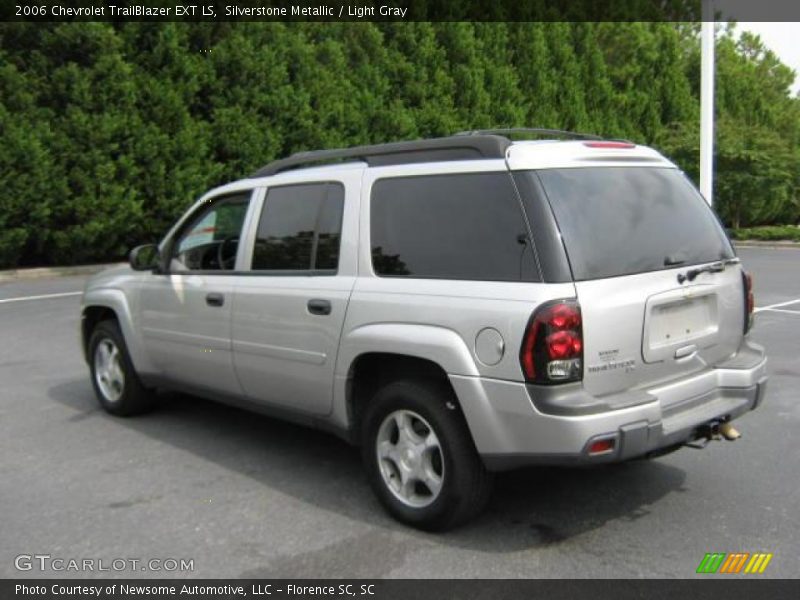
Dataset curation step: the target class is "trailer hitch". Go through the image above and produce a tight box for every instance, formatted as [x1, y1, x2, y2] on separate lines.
[685, 419, 741, 449]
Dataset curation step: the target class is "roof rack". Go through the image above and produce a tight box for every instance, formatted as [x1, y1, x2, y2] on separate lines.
[455, 128, 603, 141]
[251, 135, 511, 177]
[251, 128, 609, 177]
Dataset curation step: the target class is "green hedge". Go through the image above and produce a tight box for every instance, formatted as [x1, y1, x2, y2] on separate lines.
[730, 226, 800, 241]
[1, 22, 798, 268]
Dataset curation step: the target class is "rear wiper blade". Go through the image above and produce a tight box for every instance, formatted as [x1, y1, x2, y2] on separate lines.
[664, 255, 686, 267]
[678, 261, 725, 284]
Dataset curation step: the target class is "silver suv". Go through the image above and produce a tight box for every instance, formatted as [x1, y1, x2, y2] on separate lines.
[81, 130, 767, 530]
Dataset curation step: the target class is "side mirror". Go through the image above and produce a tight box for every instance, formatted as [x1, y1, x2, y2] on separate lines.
[129, 244, 161, 272]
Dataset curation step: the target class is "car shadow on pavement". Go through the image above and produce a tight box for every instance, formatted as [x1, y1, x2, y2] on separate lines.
[49, 379, 688, 556]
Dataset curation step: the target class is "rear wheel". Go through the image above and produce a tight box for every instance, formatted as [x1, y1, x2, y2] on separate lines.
[361, 379, 492, 530]
[88, 320, 153, 416]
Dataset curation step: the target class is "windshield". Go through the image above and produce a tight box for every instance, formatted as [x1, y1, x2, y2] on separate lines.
[534, 167, 735, 281]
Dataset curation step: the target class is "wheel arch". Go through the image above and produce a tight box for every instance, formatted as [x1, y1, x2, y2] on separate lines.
[342, 352, 466, 447]
[334, 323, 481, 443]
[81, 289, 149, 373]
[81, 305, 119, 361]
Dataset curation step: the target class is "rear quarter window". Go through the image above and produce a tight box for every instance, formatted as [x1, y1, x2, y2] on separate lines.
[370, 172, 539, 282]
[535, 167, 734, 281]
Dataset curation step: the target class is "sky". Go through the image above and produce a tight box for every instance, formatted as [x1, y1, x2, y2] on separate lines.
[737, 22, 800, 95]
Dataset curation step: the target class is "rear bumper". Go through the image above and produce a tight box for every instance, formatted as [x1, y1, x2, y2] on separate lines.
[450, 341, 768, 471]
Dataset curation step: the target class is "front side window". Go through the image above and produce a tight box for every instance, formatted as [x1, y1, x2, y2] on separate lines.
[171, 192, 251, 271]
[370, 172, 538, 282]
[251, 182, 344, 272]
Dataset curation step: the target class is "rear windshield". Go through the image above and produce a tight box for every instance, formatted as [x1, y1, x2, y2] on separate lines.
[535, 167, 735, 281]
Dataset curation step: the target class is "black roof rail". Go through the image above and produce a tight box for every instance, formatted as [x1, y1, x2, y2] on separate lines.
[251, 135, 511, 177]
[454, 128, 603, 141]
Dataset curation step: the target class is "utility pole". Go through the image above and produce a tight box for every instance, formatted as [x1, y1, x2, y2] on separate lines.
[700, 0, 715, 205]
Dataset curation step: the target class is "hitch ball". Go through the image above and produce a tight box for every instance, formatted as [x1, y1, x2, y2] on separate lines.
[719, 422, 741, 441]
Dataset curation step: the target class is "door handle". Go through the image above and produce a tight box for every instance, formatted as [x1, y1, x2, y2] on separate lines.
[674, 344, 697, 360]
[307, 298, 332, 315]
[206, 292, 225, 307]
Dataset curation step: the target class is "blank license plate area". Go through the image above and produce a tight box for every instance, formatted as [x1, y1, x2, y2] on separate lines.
[649, 295, 716, 348]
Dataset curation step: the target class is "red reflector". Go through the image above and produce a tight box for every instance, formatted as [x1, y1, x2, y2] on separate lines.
[588, 439, 615, 455]
[584, 141, 636, 149]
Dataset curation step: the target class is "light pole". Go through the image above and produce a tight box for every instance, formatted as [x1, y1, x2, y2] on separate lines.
[700, 0, 715, 205]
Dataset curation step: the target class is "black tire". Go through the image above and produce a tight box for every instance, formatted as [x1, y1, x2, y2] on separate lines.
[361, 378, 493, 531]
[88, 319, 154, 416]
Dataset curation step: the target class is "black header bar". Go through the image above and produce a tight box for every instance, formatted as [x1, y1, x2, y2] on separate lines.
[4, 0, 800, 23]
[5, 579, 800, 600]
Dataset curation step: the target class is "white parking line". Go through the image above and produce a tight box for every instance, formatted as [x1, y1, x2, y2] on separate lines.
[0, 291, 82, 304]
[760, 308, 800, 316]
[754, 298, 800, 313]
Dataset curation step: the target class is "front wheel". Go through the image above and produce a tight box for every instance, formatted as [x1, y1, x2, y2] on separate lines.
[361, 379, 492, 531]
[88, 320, 153, 416]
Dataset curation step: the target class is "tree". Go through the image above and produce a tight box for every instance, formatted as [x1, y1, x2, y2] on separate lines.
[1, 21, 798, 268]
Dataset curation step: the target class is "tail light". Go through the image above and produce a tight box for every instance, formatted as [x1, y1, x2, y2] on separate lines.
[520, 300, 583, 384]
[743, 271, 754, 334]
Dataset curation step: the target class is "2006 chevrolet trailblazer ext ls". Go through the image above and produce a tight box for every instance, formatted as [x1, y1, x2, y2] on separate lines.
[81, 129, 768, 530]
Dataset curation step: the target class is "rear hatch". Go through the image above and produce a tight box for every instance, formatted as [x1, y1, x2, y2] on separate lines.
[536, 166, 745, 398]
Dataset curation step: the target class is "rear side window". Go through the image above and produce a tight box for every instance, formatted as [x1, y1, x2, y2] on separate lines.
[370, 172, 538, 282]
[251, 182, 344, 272]
[535, 168, 734, 281]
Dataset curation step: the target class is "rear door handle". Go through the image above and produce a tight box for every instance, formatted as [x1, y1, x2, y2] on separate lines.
[307, 299, 332, 316]
[206, 292, 225, 307]
[674, 344, 697, 360]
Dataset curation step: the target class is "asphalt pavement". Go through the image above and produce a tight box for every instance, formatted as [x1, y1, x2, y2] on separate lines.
[0, 247, 798, 578]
